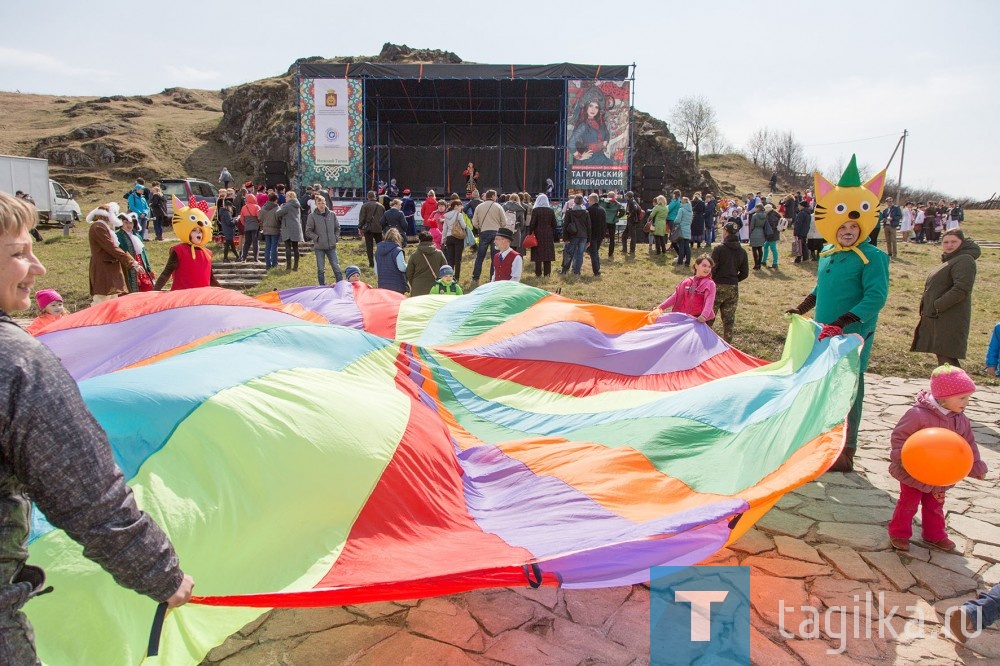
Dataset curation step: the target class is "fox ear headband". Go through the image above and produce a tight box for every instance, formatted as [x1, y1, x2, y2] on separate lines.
[813, 155, 886, 264]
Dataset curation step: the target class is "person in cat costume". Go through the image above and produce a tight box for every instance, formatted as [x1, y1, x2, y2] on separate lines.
[786, 156, 889, 472]
[153, 196, 222, 291]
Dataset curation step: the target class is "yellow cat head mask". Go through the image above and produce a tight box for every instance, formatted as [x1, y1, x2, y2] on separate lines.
[814, 155, 886, 263]
[171, 195, 215, 259]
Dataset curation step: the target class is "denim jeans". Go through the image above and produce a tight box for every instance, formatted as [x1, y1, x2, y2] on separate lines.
[472, 230, 497, 280]
[561, 238, 586, 274]
[137, 213, 149, 240]
[315, 248, 342, 285]
[152, 215, 165, 240]
[242, 230, 260, 262]
[676, 238, 691, 265]
[963, 583, 1000, 630]
[264, 234, 280, 268]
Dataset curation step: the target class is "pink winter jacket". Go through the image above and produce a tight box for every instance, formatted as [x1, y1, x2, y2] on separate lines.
[888, 390, 988, 493]
[658, 275, 716, 320]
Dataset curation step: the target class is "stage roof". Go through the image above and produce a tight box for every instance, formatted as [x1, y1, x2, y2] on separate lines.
[297, 62, 632, 80]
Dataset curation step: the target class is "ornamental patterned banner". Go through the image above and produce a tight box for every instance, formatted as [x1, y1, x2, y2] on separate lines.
[299, 78, 364, 188]
[566, 80, 631, 191]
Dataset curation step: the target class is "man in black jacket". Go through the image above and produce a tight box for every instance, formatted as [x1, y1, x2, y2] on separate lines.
[586, 193, 605, 275]
[792, 200, 812, 263]
[560, 195, 591, 275]
[710, 221, 749, 343]
[358, 190, 385, 267]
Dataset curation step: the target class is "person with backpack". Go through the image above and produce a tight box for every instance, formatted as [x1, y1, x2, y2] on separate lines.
[502, 193, 527, 250]
[441, 200, 467, 281]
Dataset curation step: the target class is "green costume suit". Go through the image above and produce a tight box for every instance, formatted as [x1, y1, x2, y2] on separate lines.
[811, 239, 889, 448]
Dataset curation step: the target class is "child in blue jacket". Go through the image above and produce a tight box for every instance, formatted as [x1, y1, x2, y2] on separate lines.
[985, 323, 1000, 376]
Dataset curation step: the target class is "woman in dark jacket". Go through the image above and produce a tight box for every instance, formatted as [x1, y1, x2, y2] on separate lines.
[529, 194, 557, 277]
[691, 193, 707, 248]
[148, 185, 168, 241]
[911, 230, 980, 366]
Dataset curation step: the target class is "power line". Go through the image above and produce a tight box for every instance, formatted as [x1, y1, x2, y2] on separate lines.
[800, 131, 904, 148]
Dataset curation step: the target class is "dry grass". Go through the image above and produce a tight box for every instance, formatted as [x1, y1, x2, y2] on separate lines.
[26, 210, 1000, 382]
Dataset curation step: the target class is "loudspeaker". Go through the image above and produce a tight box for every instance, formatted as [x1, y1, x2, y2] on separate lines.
[642, 178, 665, 191]
[264, 173, 287, 189]
[641, 165, 665, 179]
[264, 160, 288, 175]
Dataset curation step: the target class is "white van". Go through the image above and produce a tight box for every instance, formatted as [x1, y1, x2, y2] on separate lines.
[0, 155, 81, 223]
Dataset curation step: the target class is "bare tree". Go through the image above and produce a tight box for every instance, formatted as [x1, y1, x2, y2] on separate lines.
[670, 96, 718, 167]
[745, 127, 771, 168]
[704, 127, 734, 156]
[767, 131, 806, 178]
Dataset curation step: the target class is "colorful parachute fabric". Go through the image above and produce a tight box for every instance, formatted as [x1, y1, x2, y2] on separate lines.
[27, 283, 861, 665]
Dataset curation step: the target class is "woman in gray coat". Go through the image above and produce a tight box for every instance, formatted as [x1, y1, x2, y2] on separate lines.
[277, 191, 304, 271]
[748, 204, 767, 270]
[911, 229, 981, 366]
[259, 194, 281, 269]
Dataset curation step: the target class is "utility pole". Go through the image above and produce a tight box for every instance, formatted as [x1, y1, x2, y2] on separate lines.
[883, 130, 908, 200]
[896, 129, 907, 201]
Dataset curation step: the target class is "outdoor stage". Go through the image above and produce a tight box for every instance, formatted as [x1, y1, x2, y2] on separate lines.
[295, 61, 635, 205]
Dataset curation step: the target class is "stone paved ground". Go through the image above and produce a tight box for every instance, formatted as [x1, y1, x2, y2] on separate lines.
[205, 376, 1000, 665]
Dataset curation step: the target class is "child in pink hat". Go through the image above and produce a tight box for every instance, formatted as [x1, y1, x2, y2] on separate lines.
[26, 289, 65, 335]
[887, 365, 988, 552]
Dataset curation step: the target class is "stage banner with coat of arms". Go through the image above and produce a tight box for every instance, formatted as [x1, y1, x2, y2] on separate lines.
[566, 80, 630, 191]
[299, 78, 364, 188]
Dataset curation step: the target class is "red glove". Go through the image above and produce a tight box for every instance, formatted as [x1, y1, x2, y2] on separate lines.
[818, 325, 843, 340]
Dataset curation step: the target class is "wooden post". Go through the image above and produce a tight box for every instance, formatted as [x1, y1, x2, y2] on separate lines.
[895, 129, 907, 201]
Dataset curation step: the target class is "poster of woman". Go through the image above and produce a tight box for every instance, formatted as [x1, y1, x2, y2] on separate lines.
[566, 80, 631, 190]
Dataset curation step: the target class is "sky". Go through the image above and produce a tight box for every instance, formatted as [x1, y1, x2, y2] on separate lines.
[1, 0, 997, 198]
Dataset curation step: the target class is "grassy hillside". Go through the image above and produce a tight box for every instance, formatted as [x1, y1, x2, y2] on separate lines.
[0, 88, 241, 212]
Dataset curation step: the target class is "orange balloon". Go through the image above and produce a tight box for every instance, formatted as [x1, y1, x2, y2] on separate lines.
[900, 427, 974, 486]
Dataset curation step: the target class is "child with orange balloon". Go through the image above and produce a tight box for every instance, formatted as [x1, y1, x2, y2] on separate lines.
[887, 365, 987, 552]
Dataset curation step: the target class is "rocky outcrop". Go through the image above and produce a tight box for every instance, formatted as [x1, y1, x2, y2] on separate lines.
[632, 110, 720, 198]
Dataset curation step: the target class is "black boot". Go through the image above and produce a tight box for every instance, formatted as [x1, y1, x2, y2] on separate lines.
[829, 447, 855, 473]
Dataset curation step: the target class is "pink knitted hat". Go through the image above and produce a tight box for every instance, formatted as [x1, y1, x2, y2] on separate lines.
[35, 289, 62, 311]
[930, 364, 976, 399]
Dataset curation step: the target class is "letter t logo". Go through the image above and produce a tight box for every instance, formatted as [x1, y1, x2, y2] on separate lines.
[675, 590, 729, 641]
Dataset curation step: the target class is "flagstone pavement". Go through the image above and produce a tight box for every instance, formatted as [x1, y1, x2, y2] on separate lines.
[204, 375, 1000, 665]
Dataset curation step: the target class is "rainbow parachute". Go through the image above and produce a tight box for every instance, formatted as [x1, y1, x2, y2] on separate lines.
[27, 283, 860, 665]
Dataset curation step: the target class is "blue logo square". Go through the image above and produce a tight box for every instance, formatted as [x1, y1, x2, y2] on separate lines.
[650, 566, 750, 665]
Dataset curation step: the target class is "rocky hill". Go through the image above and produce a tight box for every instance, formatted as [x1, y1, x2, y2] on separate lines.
[1, 43, 736, 208]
